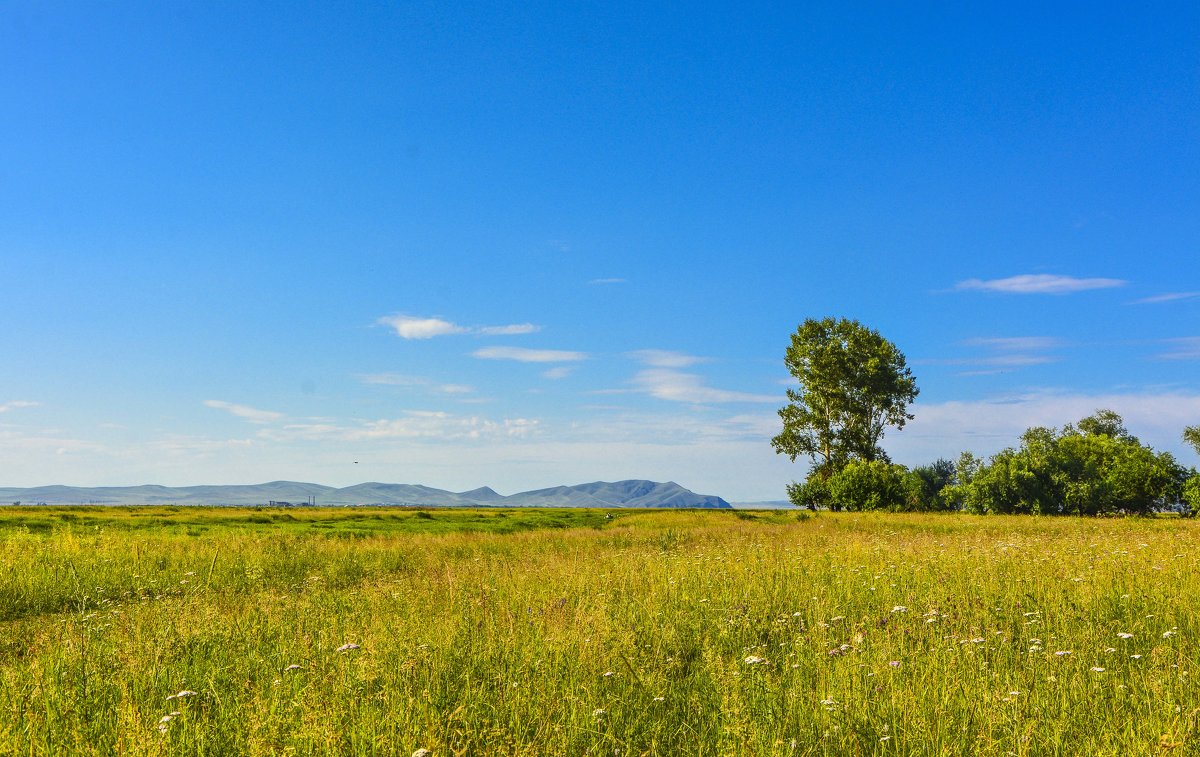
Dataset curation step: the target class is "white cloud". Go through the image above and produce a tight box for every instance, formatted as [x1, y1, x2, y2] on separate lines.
[152, 436, 258, 455]
[378, 314, 541, 339]
[961, 336, 1064, 351]
[917, 354, 1059, 370]
[377, 315, 466, 339]
[917, 335, 1063, 374]
[473, 346, 587, 363]
[359, 373, 475, 394]
[632, 368, 777, 404]
[359, 373, 426, 386]
[203, 400, 284, 424]
[589, 277, 626, 285]
[1156, 338, 1200, 360]
[477, 323, 540, 336]
[628, 349, 711, 368]
[263, 411, 540, 442]
[1132, 292, 1200, 304]
[542, 366, 575, 380]
[0, 400, 39, 413]
[955, 274, 1126, 294]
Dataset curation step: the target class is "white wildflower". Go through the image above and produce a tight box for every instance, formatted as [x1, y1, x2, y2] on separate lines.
[336, 643, 360, 653]
[744, 655, 766, 665]
[1117, 632, 1133, 639]
[891, 606, 907, 614]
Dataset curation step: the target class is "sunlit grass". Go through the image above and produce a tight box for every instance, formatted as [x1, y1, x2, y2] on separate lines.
[0, 507, 1196, 754]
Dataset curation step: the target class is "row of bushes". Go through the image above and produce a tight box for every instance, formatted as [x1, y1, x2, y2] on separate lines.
[790, 411, 1200, 515]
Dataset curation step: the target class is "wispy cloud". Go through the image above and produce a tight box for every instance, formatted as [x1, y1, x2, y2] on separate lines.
[917, 336, 1062, 374]
[632, 368, 777, 404]
[358, 373, 426, 386]
[628, 349, 711, 368]
[1155, 338, 1200, 360]
[377, 314, 541, 339]
[1132, 292, 1200, 305]
[473, 346, 587, 363]
[263, 411, 539, 442]
[541, 366, 576, 380]
[203, 400, 284, 424]
[955, 274, 1126, 295]
[477, 323, 539, 336]
[0, 400, 39, 413]
[589, 277, 626, 285]
[358, 374, 475, 394]
[962, 336, 1064, 351]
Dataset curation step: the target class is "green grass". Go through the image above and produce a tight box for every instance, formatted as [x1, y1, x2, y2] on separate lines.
[0, 507, 1196, 754]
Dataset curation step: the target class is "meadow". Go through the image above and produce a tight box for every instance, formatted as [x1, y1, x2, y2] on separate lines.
[0, 506, 1196, 755]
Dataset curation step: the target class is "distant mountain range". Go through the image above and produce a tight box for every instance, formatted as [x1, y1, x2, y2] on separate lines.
[0, 480, 732, 509]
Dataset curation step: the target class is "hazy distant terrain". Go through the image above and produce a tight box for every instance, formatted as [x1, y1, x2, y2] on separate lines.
[0, 479, 732, 508]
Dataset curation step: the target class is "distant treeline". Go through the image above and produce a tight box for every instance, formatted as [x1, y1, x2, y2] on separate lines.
[796, 410, 1200, 516]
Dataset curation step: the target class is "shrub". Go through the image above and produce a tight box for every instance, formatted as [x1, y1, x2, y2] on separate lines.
[827, 460, 910, 512]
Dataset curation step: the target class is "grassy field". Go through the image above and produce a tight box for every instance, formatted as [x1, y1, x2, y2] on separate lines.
[0, 506, 1196, 755]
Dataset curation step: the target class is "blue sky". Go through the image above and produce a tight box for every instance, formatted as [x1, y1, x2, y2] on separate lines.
[2, 2, 1198, 500]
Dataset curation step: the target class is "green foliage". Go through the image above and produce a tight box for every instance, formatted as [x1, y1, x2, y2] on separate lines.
[1076, 408, 1134, 441]
[826, 460, 910, 511]
[785, 477, 830, 511]
[772, 317, 918, 507]
[905, 458, 957, 511]
[953, 410, 1188, 515]
[809, 458, 956, 513]
[1183, 474, 1200, 517]
[1185, 425, 1200, 457]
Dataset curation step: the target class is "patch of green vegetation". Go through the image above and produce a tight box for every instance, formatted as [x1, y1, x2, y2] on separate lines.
[0, 510, 1194, 754]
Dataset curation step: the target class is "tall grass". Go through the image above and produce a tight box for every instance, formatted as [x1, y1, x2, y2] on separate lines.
[0, 507, 1196, 754]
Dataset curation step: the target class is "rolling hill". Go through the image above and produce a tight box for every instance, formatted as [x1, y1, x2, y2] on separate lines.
[0, 480, 732, 508]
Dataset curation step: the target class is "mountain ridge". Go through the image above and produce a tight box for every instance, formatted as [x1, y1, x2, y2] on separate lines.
[0, 479, 732, 509]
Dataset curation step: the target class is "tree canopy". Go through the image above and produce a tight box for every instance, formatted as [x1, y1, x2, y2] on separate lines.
[946, 410, 1188, 516]
[769, 320, 1196, 517]
[1185, 426, 1200, 457]
[771, 317, 918, 483]
[771, 318, 919, 511]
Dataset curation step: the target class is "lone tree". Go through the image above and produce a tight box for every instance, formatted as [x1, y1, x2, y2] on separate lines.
[772, 317, 918, 507]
